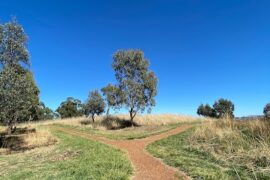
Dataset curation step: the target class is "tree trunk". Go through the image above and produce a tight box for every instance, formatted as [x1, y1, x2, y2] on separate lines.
[106, 107, 110, 116]
[129, 108, 136, 126]
[91, 114, 95, 123]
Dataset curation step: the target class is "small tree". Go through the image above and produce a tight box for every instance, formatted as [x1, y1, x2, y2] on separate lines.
[56, 97, 84, 118]
[197, 104, 216, 118]
[85, 90, 105, 122]
[213, 98, 234, 119]
[112, 49, 158, 124]
[101, 83, 123, 115]
[264, 103, 270, 119]
[0, 66, 39, 134]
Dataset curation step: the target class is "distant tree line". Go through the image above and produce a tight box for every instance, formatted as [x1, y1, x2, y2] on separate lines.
[197, 99, 270, 120]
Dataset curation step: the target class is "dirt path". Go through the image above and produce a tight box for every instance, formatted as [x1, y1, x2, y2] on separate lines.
[55, 125, 191, 180]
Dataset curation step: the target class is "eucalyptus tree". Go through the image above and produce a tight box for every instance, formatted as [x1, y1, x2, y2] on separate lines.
[56, 97, 84, 119]
[85, 90, 105, 122]
[101, 83, 123, 115]
[213, 98, 235, 119]
[112, 49, 158, 124]
[0, 19, 40, 133]
[197, 104, 216, 118]
[0, 65, 39, 133]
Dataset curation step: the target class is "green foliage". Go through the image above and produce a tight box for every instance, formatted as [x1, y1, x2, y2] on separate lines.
[36, 102, 56, 120]
[213, 98, 234, 118]
[197, 104, 216, 118]
[0, 65, 39, 131]
[0, 18, 29, 67]
[264, 103, 270, 119]
[112, 49, 158, 122]
[101, 83, 123, 115]
[0, 19, 41, 132]
[85, 90, 105, 122]
[56, 97, 84, 119]
[197, 98, 234, 119]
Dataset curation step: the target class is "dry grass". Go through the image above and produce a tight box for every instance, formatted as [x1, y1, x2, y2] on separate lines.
[189, 118, 270, 177]
[23, 129, 57, 149]
[0, 126, 57, 154]
[22, 114, 199, 128]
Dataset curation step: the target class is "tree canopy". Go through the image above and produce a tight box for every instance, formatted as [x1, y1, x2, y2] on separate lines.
[0, 65, 39, 133]
[85, 90, 105, 122]
[0, 18, 29, 67]
[197, 98, 234, 119]
[0, 19, 41, 133]
[213, 98, 234, 119]
[197, 104, 216, 118]
[112, 49, 158, 123]
[56, 97, 84, 119]
[101, 83, 123, 115]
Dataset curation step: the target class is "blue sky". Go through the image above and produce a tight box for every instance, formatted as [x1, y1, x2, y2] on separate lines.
[1, 0, 269, 116]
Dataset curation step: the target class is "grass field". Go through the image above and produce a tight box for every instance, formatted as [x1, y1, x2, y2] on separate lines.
[147, 119, 270, 179]
[0, 128, 133, 180]
[0, 114, 198, 179]
[54, 122, 190, 140]
[25, 114, 200, 140]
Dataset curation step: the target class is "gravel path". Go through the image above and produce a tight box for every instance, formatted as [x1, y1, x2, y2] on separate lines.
[56, 125, 191, 180]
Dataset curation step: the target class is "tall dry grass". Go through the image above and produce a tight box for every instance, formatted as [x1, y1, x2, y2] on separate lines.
[189, 118, 270, 175]
[21, 114, 199, 129]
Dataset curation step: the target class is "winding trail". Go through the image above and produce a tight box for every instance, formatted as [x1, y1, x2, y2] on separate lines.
[55, 125, 191, 180]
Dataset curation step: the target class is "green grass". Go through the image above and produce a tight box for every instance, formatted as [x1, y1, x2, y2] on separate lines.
[0, 130, 133, 180]
[147, 127, 270, 180]
[52, 122, 194, 140]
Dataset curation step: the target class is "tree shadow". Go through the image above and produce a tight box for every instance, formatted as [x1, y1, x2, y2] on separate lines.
[101, 116, 140, 130]
[0, 127, 36, 153]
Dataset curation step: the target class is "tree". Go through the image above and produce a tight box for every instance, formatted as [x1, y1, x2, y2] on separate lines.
[0, 19, 40, 133]
[213, 98, 234, 119]
[197, 104, 216, 118]
[112, 50, 158, 124]
[101, 83, 123, 115]
[264, 103, 270, 119]
[0, 18, 29, 67]
[56, 97, 84, 119]
[85, 90, 105, 122]
[0, 65, 39, 133]
[36, 102, 55, 120]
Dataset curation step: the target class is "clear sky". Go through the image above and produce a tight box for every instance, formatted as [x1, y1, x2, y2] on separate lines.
[1, 0, 269, 116]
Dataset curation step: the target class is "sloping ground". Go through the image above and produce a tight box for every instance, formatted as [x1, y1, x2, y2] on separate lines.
[55, 125, 191, 180]
[0, 130, 132, 179]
